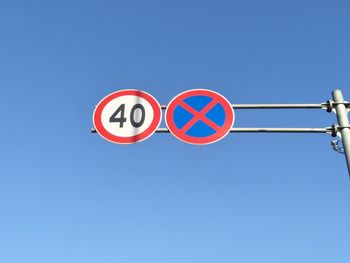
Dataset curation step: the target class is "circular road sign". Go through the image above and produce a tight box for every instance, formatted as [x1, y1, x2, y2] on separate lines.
[165, 89, 234, 145]
[93, 90, 162, 144]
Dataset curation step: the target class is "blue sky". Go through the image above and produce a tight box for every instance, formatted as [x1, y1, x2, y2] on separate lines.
[0, 0, 350, 262]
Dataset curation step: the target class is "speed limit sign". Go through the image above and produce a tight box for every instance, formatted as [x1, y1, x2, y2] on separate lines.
[93, 90, 162, 144]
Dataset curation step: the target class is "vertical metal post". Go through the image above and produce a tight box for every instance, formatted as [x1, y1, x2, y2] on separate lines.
[332, 89, 350, 176]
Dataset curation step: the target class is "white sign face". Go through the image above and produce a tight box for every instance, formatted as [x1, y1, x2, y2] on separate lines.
[93, 90, 162, 144]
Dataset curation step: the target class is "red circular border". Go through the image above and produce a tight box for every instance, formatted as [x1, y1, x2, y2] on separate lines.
[93, 90, 162, 144]
[165, 89, 234, 145]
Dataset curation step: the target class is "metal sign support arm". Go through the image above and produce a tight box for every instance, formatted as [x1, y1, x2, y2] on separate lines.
[154, 126, 349, 134]
[160, 102, 350, 110]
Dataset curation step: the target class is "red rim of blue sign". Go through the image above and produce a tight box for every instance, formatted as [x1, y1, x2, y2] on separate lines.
[93, 90, 162, 144]
[165, 89, 234, 145]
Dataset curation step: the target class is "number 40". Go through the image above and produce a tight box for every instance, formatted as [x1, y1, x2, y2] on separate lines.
[109, 104, 145, 128]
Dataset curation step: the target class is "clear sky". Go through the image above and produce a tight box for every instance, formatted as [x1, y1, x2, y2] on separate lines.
[1, 0, 350, 262]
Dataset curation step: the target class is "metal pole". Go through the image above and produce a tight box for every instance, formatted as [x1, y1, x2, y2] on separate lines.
[332, 89, 350, 176]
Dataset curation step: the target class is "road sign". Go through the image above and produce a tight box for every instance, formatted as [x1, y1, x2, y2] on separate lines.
[93, 90, 162, 144]
[165, 89, 234, 144]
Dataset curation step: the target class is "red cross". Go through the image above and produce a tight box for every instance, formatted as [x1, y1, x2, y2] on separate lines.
[178, 99, 221, 134]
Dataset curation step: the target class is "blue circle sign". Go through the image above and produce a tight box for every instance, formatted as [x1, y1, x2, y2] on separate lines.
[165, 89, 234, 144]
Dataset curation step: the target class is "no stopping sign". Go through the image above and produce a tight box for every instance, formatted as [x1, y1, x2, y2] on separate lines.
[165, 89, 234, 145]
[93, 90, 162, 144]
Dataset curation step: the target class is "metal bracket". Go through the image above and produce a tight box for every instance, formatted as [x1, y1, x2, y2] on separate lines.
[329, 124, 340, 137]
[323, 100, 334, 112]
[326, 125, 350, 137]
[323, 100, 350, 113]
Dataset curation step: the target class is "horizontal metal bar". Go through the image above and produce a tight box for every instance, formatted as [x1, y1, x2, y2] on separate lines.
[155, 127, 330, 133]
[161, 103, 326, 110]
[229, 127, 328, 133]
[160, 102, 350, 110]
[232, 104, 324, 109]
[91, 126, 350, 134]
